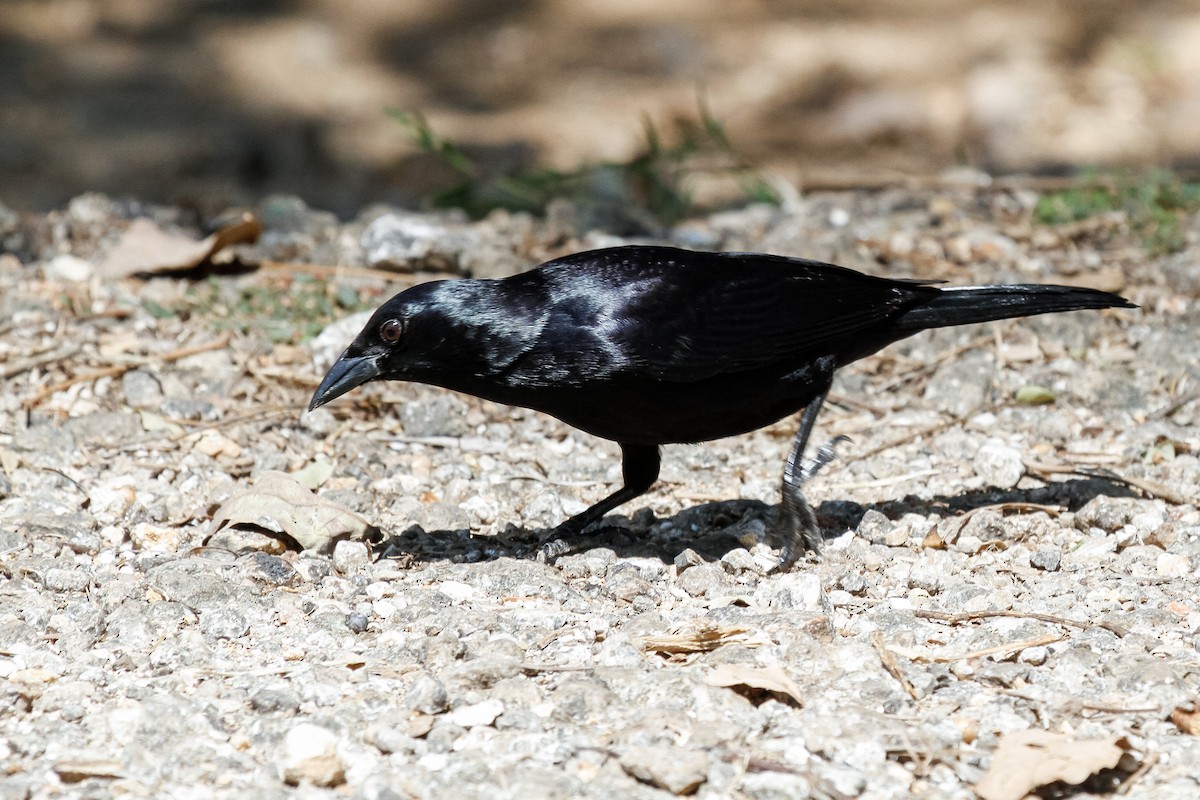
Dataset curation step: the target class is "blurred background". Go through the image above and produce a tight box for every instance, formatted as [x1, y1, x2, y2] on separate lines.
[3, 0, 1200, 217]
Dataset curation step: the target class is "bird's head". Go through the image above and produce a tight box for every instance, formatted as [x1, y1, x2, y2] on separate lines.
[308, 276, 535, 412]
[308, 293, 420, 412]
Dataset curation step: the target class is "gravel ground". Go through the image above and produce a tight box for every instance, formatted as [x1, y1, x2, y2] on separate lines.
[1, 184, 1199, 799]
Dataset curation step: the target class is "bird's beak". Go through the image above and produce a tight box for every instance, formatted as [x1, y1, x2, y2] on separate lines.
[309, 353, 381, 411]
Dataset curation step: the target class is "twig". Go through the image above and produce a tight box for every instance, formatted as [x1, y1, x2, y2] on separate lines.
[1158, 390, 1199, 420]
[875, 334, 993, 395]
[76, 307, 133, 323]
[1027, 460, 1187, 505]
[873, 631, 919, 700]
[939, 501, 1065, 543]
[914, 609, 1128, 638]
[520, 662, 594, 674]
[826, 391, 886, 416]
[854, 414, 970, 461]
[910, 632, 1065, 663]
[23, 332, 234, 408]
[0, 345, 81, 380]
[259, 259, 417, 282]
[998, 689, 1162, 716]
[1076, 467, 1188, 506]
[168, 405, 294, 442]
[826, 468, 941, 491]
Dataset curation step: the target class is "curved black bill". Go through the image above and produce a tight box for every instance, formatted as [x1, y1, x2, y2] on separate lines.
[308, 354, 381, 411]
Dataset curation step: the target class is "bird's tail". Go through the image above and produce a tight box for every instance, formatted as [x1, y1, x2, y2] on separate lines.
[894, 284, 1135, 334]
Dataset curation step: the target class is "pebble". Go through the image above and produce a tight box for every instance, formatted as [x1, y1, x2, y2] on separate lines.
[332, 540, 370, 573]
[620, 745, 709, 795]
[406, 674, 450, 715]
[121, 370, 164, 409]
[44, 254, 94, 282]
[280, 723, 345, 787]
[856, 509, 895, 545]
[1156, 552, 1192, 578]
[361, 212, 471, 271]
[677, 563, 726, 597]
[1030, 548, 1061, 572]
[448, 699, 504, 728]
[200, 608, 249, 640]
[974, 439, 1025, 489]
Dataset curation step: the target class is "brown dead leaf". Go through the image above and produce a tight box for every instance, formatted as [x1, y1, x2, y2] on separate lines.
[53, 759, 125, 783]
[100, 213, 261, 278]
[976, 729, 1134, 800]
[704, 664, 805, 706]
[1170, 705, 1200, 735]
[207, 470, 374, 552]
[638, 624, 750, 655]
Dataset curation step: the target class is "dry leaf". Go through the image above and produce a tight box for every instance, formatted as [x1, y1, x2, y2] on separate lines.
[705, 664, 805, 706]
[1171, 705, 1200, 736]
[976, 729, 1133, 800]
[100, 213, 261, 278]
[207, 470, 374, 552]
[291, 460, 335, 491]
[138, 410, 185, 436]
[639, 624, 749, 654]
[53, 759, 124, 783]
[194, 430, 243, 459]
[1015, 384, 1056, 405]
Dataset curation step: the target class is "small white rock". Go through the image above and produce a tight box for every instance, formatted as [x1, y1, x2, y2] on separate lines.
[448, 699, 504, 728]
[975, 439, 1025, 489]
[332, 540, 370, 573]
[280, 723, 345, 787]
[1156, 552, 1192, 578]
[45, 254, 94, 282]
[1019, 646, 1048, 665]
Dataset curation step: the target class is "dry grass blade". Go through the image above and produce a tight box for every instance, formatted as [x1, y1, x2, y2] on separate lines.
[0, 345, 81, 380]
[910, 632, 1066, 664]
[23, 332, 234, 408]
[873, 630, 919, 700]
[260, 259, 418, 282]
[914, 609, 1128, 638]
[854, 414, 974, 461]
[1026, 460, 1187, 505]
[826, 467, 941, 491]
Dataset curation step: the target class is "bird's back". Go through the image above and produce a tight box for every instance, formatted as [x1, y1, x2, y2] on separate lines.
[475, 246, 938, 442]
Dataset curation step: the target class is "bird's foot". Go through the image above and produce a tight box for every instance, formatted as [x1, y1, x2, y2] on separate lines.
[774, 435, 850, 572]
[773, 494, 821, 573]
[535, 519, 579, 564]
[798, 434, 851, 486]
[536, 523, 637, 564]
[535, 534, 576, 564]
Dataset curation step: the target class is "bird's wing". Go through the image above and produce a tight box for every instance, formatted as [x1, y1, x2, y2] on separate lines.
[601, 250, 939, 381]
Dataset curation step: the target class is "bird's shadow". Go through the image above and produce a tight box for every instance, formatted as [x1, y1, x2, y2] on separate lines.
[367, 476, 1141, 567]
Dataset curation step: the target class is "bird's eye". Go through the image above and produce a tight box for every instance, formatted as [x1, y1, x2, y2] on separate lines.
[379, 318, 402, 343]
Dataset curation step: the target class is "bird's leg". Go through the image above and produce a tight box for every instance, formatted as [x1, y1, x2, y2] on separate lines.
[776, 389, 849, 571]
[537, 443, 661, 563]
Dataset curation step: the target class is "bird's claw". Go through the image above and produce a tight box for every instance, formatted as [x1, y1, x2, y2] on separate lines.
[535, 537, 573, 564]
[798, 434, 851, 486]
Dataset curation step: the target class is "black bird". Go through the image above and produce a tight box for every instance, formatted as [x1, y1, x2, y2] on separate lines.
[309, 245, 1133, 569]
